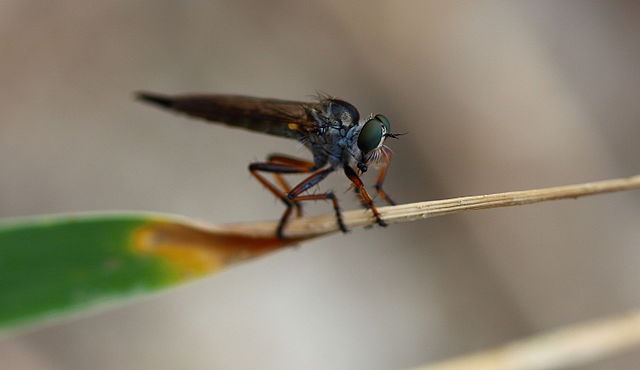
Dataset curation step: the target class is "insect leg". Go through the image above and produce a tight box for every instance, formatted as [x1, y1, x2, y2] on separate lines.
[294, 193, 346, 234]
[267, 154, 316, 217]
[249, 161, 314, 215]
[267, 154, 316, 167]
[353, 150, 395, 216]
[373, 153, 396, 205]
[344, 165, 387, 227]
[353, 187, 370, 209]
[284, 168, 346, 237]
[249, 162, 341, 238]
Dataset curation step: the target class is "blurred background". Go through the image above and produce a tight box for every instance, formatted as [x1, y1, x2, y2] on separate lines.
[1, 1, 640, 369]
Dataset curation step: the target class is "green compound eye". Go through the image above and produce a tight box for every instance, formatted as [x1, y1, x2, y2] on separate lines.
[374, 114, 391, 132]
[357, 118, 384, 153]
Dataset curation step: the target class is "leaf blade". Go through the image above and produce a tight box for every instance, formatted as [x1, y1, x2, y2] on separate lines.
[0, 213, 297, 334]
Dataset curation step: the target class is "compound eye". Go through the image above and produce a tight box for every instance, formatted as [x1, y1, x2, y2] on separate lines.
[357, 118, 384, 153]
[374, 114, 391, 132]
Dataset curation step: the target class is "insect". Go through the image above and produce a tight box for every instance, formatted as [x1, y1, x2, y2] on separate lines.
[136, 92, 402, 238]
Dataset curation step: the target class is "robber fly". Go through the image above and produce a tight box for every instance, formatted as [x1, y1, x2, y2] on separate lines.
[136, 92, 402, 238]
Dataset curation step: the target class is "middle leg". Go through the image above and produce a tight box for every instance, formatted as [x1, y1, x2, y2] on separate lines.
[279, 167, 347, 238]
[267, 154, 316, 217]
[249, 160, 345, 238]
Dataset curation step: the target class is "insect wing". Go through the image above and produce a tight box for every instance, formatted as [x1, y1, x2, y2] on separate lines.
[137, 92, 320, 139]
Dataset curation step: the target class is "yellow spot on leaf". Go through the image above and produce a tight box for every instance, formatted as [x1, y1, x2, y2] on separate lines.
[131, 220, 301, 280]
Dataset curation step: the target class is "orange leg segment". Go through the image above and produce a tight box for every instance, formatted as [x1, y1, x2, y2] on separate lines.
[374, 154, 396, 206]
[344, 165, 387, 227]
[249, 156, 346, 238]
[267, 154, 316, 217]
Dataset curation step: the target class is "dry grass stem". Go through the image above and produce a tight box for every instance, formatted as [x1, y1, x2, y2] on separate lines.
[224, 174, 640, 239]
[413, 309, 640, 370]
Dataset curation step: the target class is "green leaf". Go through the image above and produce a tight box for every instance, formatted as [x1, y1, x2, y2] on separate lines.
[0, 213, 297, 335]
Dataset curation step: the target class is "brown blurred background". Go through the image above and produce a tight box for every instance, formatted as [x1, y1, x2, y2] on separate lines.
[1, 1, 640, 369]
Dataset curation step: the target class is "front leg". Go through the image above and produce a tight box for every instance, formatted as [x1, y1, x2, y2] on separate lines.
[374, 150, 396, 205]
[352, 149, 395, 208]
[344, 165, 387, 227]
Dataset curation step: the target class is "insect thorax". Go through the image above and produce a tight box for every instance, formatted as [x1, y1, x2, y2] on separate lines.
[299, 125, 359, 169]
[299, 98, 364, 168]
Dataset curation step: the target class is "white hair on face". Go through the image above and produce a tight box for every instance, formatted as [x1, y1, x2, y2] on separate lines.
[366, 145, 392, 169]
